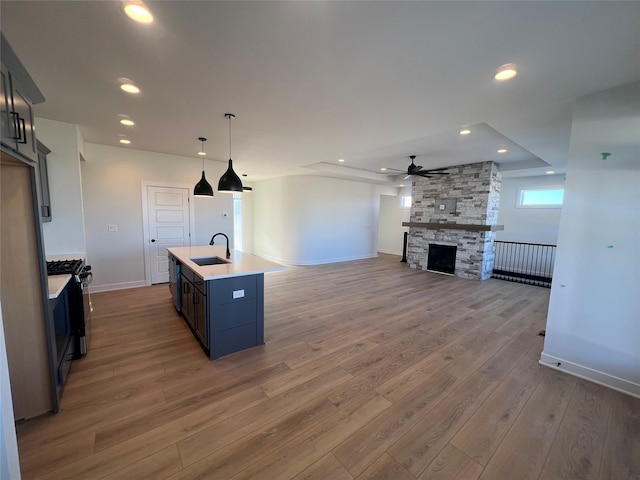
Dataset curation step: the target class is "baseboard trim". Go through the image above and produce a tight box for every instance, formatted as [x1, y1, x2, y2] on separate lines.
[253, 251, 378, 266]
[291, 253, 379, 266]
[539, 352, 640, 399]
[377, 249, 403, 256]
[90, 280, 147, 293]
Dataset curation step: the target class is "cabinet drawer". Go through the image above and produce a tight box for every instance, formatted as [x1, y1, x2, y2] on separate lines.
[211, 323, 257, 359]
[209, 275, 258, 304]
[194, 275, 205, 294]
[181, 265, 195, 284]
[212, 299, 256, 332]
[182, 265, 204, 293]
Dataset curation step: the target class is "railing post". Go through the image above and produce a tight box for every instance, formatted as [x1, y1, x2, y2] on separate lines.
[401, 232, 408, 263]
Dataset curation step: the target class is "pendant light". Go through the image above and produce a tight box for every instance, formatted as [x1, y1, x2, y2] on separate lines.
[194, 136, 214, 197]
[218, 113, 243, 193]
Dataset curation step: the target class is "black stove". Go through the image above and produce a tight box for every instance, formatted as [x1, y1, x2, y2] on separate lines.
[46, 258, 93, 361]
[47, 259, 84, 276]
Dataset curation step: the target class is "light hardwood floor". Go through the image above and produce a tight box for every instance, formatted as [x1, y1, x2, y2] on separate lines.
[16, 254, 640, 479]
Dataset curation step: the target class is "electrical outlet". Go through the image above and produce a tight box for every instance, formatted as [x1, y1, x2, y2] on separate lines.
[108, 225, 117, 232]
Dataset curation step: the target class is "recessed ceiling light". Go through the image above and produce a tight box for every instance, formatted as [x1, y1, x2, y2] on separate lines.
[121, 1, 153, 24]
[119, 139, 131, 145]
[399, 184, 405, 187]
[120, 83, 140, 94]
[546, 170, 555, 174]
[338, 158, 345, 163]
[459, 129, 471, 135]
[120, 119, 135, 126]
[380, 167, 387, 171]
[493, 63, 518, 81]
[118, 78, 140, 94]
[497, 148, 508, 154]
[197, 151, 206, 156]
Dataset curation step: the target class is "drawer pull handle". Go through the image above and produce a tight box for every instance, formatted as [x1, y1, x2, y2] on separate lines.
[9, 112, 20, 140]
[18, 117, 27, 144]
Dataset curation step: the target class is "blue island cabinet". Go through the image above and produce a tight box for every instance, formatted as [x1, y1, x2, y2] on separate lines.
[206, 273, 265, 359]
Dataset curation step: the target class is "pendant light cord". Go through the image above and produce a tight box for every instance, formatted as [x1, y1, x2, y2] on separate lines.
[228, 115, 232, 159]
[201, 138, 206, 170]
[198, 137, 208, 170]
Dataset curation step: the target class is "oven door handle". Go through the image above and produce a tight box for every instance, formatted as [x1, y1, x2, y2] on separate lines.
[80, 272, 93, 286]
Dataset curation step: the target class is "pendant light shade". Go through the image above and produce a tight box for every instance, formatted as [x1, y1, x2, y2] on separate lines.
[218, 113, 243, 193]
[194, 137, 213, 197]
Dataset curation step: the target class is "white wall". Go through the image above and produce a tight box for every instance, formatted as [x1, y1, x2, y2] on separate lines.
[253, 175, 391, 265]
[81, 143, 234, 291]
[378, 186, 411, 255]
[496, 175, 563, 244]
[36, 118, 87, 255]
[541, 82, 640, 397]
[240, 186, 254, 254]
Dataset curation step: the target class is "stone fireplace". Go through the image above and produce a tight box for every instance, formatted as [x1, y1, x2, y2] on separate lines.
[404, 161, 502, 280]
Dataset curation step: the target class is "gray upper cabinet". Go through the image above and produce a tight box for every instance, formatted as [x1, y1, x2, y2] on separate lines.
[1, 33, 44, 164]
[37, 140, 52, 222]
[8, 73, 38, 162]
[1, 64, 15, 150]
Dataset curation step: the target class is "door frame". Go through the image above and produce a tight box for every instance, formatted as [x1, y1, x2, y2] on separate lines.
[141, 181, 195, 286]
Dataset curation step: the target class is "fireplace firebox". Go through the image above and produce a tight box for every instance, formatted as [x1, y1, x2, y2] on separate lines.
[427, 244, 457, 275]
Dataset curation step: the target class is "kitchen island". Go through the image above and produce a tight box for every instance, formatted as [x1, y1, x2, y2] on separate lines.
[167, 246, 286, 359]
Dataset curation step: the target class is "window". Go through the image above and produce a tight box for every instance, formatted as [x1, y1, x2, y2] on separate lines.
[401, 195, 412, 208]
[517, 187, 564, 208]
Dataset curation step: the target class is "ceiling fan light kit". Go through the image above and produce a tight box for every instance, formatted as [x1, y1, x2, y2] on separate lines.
[405, 155, 450, 178]
[376, 155, 451, 179]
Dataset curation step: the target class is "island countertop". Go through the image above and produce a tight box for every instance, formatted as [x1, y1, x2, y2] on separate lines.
[167, 246, 286, 281]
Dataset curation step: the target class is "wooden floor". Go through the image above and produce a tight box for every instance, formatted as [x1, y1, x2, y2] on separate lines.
[16, 254, 640, 479]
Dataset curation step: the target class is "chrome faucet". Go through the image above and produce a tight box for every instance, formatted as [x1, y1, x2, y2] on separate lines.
[210, 233, 231, 259]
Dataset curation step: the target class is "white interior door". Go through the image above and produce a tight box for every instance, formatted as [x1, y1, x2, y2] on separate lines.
[146, 186, 190, 284]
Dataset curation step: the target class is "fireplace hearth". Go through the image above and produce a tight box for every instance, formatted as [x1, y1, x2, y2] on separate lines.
[427, 244, 457, 275]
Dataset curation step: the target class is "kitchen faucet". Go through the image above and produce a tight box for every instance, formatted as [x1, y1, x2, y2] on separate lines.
[210, 233, 231, 259]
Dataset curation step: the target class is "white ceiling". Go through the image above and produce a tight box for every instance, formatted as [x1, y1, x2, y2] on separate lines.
[2, 1, 639, 185]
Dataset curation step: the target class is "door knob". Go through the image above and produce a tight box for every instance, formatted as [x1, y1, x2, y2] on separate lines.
[151, 239, 156, 242]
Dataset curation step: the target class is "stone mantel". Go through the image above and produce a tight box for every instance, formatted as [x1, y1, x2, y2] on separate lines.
[402, 222, 504, 232]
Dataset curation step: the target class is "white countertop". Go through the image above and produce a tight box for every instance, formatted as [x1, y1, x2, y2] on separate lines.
[46, 252, 86, 262]
[168, 246, 286, 281]
[48, 274, 71, 300]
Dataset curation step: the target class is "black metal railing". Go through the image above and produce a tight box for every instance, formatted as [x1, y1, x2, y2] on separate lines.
[492, 241, 556, 288]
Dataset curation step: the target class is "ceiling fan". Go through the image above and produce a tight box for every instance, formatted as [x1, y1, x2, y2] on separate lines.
[380, 156, 450, 179]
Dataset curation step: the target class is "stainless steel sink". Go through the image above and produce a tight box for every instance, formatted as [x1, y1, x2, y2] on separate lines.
[190, 256, 229, 266]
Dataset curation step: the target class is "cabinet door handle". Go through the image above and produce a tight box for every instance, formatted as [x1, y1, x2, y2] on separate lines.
[194, 292, 199, 304]
[18, 117, 27, 144]
[183, 283, 188, 294]
[9, 112, 20, 140]
[41, 206, 50, 217]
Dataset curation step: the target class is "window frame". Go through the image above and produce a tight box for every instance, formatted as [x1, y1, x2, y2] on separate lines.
[516, 185, 564, 209]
